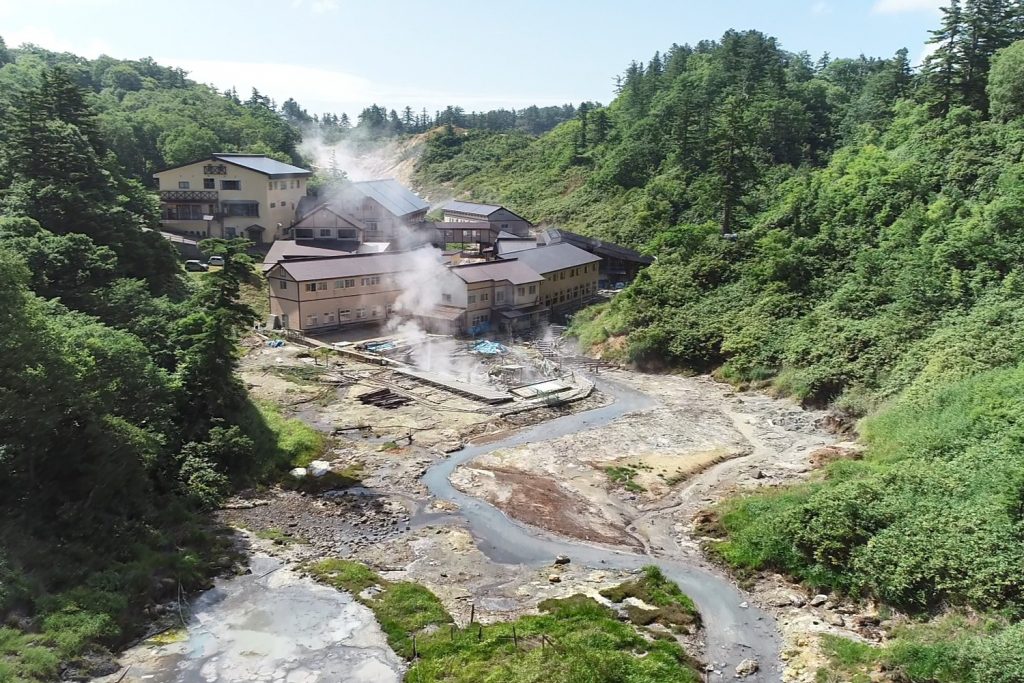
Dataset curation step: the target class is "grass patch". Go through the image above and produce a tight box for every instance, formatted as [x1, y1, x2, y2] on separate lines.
[307, 559, 451, 657]
[599, 566, 701, 632]
[309, 562, 704, 682]
[254, 528, 307, 545]
[253, 400, 326, 468]
[269, 364, 327, 387]
[604, 465, 645, 493]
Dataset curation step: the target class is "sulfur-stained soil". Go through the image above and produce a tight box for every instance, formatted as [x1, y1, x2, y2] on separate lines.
[220, 335, 868, 681]
[450, 369, 833, 558]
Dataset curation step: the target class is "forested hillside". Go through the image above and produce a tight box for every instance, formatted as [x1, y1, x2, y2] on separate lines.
[0, 60, 324, 679]
[412, 2, 1024, 679]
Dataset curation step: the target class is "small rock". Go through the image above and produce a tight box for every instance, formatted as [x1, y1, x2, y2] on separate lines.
[752, 470, 766, 479]
[739, 601, 749, 609]
[548, 574, 561, 583]
[735, 658, 759, 677]
[554, 555, 571, 565]
[810, 594, 828, 607]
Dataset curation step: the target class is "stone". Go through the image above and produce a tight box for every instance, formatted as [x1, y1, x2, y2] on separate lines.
[735, 658, 759, 677]
[554, 555, 571, 565]
[739, 601, 749, 609]
[548, 574, 562, 583]
[810, 594, 828, 607]
[308, 460, 331, 477]
[765, 590, 801, 607]
[289, 467, 307, 478]
[752, 469, 766, 479]
[826, 613, 845, 627]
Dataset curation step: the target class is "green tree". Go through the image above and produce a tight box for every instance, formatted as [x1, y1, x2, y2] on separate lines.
[987, 39, 1024, 120]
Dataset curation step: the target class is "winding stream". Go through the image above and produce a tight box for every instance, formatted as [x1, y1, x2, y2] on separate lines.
[111, 375, 782, 682]
[422, 376, 782, 681]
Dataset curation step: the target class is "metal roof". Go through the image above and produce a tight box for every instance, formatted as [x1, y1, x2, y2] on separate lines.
[501, 243, 601, 275]
[496, 240, 538, 256]
[450, 259, 543, 285]
[273, 251, 419, 281]
[540, 228, 654, 265]
[443, 200, 503, 216]
[261, 240, 362, 271]
[212, 154, 311, 178]
[350, 179, 429, 217]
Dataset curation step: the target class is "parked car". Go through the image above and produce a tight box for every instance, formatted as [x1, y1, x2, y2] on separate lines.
[184, 259, 208, 272]
[207, 255, 225, 267]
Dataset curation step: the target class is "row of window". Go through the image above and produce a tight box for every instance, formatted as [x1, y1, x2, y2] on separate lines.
[548, 264, 592, 282]
[178, 180, 240, 190]
[544, 282, 595, 307]
[269, 202, 295, 209]
[296, 275, 383, 293]
[516, 284, 538, 298]
[269, 180, 301, 190]
[306, 304, 394, 327]
[470, 313, 490, 327]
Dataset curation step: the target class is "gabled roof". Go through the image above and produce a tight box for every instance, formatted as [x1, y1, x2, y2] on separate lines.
[450, 259, 543, 285]
[154, 154, 311, 179]
[350, 179, 429, 217]
[539, 228, 654, 265]
[213, 154, 311, 177]
[496, 230, 527, 240]
[444, 200, 503, 216]
[272, 251, 419, 282]
[502, 243, 601, 275]
[497, 239, 538, 256]
[292, 203, 367, 230]
[262, 239, 362, 271]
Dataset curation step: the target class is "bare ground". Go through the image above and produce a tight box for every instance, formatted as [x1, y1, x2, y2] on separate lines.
[230, 340, 880, 680]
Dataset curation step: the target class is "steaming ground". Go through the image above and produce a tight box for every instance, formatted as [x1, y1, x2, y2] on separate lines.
[112, 331, 876, 682]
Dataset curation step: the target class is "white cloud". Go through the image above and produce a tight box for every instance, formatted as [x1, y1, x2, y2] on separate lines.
[161, 57, 580, 117]
[811, 1, 832, 16]
[872, 0, 945, 14]
[4, 25, 111, 58]
[916, 40, 942, 67]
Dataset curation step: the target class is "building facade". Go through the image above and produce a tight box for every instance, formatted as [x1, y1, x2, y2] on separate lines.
[442, 201, 532, 237]
[154, 154, 311, 243]
[266, 253, 410, 332]
[505, 243, 602, 316]
[266, 249, 554, 335]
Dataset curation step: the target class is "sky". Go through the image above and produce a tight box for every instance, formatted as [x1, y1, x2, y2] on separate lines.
[0, 0, 947, 117]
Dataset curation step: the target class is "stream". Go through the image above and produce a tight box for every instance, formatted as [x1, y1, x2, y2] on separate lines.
[106, 555, 404, 683]
[110, 375, 781, 682]
[421, 376, 782, 682]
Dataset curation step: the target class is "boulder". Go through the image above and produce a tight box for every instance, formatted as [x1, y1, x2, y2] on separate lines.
[554, 555, 571, 565]
[548, 574, 562, 583]
[289, 467, 307, 478]
[735, 658, 759, 677]
[826, 613, 845, 627]
[308, 460, 331, 477]
[810, 594, 828, 607]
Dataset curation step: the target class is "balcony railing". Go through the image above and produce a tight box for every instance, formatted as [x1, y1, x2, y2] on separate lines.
[160, 190, 219, 202]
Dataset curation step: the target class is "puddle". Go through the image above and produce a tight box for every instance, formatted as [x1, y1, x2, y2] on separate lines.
[103, 555, 403, 683]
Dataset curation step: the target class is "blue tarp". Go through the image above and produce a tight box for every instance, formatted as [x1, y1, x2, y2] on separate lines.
[472, 340, 509, 355]
[266, 339, 285, 348]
